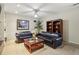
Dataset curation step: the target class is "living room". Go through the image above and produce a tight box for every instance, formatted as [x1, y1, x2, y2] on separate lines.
[0, 3, 79, 55]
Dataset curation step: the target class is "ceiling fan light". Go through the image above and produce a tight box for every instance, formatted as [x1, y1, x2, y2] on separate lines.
[17, 4, 21, 7]
[34, 14, 38, 17]
[15, 11, 18, 14]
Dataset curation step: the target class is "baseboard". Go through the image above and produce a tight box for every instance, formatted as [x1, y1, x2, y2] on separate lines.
[63, 41, 79, 48]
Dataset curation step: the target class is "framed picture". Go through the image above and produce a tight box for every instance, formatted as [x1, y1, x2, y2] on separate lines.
[17, 19, 29, 30]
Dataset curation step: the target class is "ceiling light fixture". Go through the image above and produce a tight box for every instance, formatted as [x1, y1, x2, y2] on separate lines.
[34, 14, 38, 18]
[34, 9, 39, 18]
[15, 11, 18, 14]
[17, 4, 21, 7]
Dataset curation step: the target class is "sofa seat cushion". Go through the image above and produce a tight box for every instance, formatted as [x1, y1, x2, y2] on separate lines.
[38, 36, 53, 43]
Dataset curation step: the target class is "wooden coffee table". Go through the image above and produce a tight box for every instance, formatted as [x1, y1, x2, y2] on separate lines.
[24, 38, 44, 53]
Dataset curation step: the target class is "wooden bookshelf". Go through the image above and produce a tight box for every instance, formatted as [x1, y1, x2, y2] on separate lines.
[47, 19, 63, 35]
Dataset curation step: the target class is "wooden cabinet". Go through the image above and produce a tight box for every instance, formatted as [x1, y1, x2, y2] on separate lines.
[47, 19, 63, 35]
[47, 21, 53, 33]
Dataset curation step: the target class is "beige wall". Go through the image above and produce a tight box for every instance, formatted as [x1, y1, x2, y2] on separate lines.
[0, 4, 4, 40]
[57, 7, 79, 44]
[5, 13, 36, 40]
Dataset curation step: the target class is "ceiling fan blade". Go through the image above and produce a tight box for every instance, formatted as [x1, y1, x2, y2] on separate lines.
[21, 4, 34, 10]
[20, 11, 33, 14]
[37, 3, 48, 10]
[73, 3, 79, 6]
[39, 10, 57, 14]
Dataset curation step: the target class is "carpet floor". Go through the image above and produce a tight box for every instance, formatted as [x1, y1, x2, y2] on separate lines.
[1, 39, 79, 55]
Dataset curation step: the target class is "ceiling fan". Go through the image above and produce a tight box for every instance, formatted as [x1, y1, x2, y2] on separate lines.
[20, 4, 55, 18]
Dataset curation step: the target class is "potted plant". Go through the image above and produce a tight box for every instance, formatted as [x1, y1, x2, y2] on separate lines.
[34, 20, 43, 34]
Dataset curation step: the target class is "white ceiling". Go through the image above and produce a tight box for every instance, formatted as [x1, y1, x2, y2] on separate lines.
[4, 3, 78, 18]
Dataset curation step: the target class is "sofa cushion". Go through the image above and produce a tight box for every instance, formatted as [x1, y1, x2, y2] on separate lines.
[15, 31, 32, 40]
[19, 31, 31, 34]
[37, 32, 62, 42]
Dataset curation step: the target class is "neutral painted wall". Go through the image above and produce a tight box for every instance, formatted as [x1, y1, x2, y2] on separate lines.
[57, 7, 79, 44]
[5, 13, 36, 40]
[0, 4, 4, 41]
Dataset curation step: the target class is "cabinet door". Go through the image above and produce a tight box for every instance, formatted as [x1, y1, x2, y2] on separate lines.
[47, 21, 53, 32]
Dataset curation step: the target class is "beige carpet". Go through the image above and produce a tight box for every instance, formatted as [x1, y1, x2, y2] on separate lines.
[1, 39, 79, 55]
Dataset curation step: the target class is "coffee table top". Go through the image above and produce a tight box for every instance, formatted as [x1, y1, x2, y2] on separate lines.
[24, 38, 44, 45]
